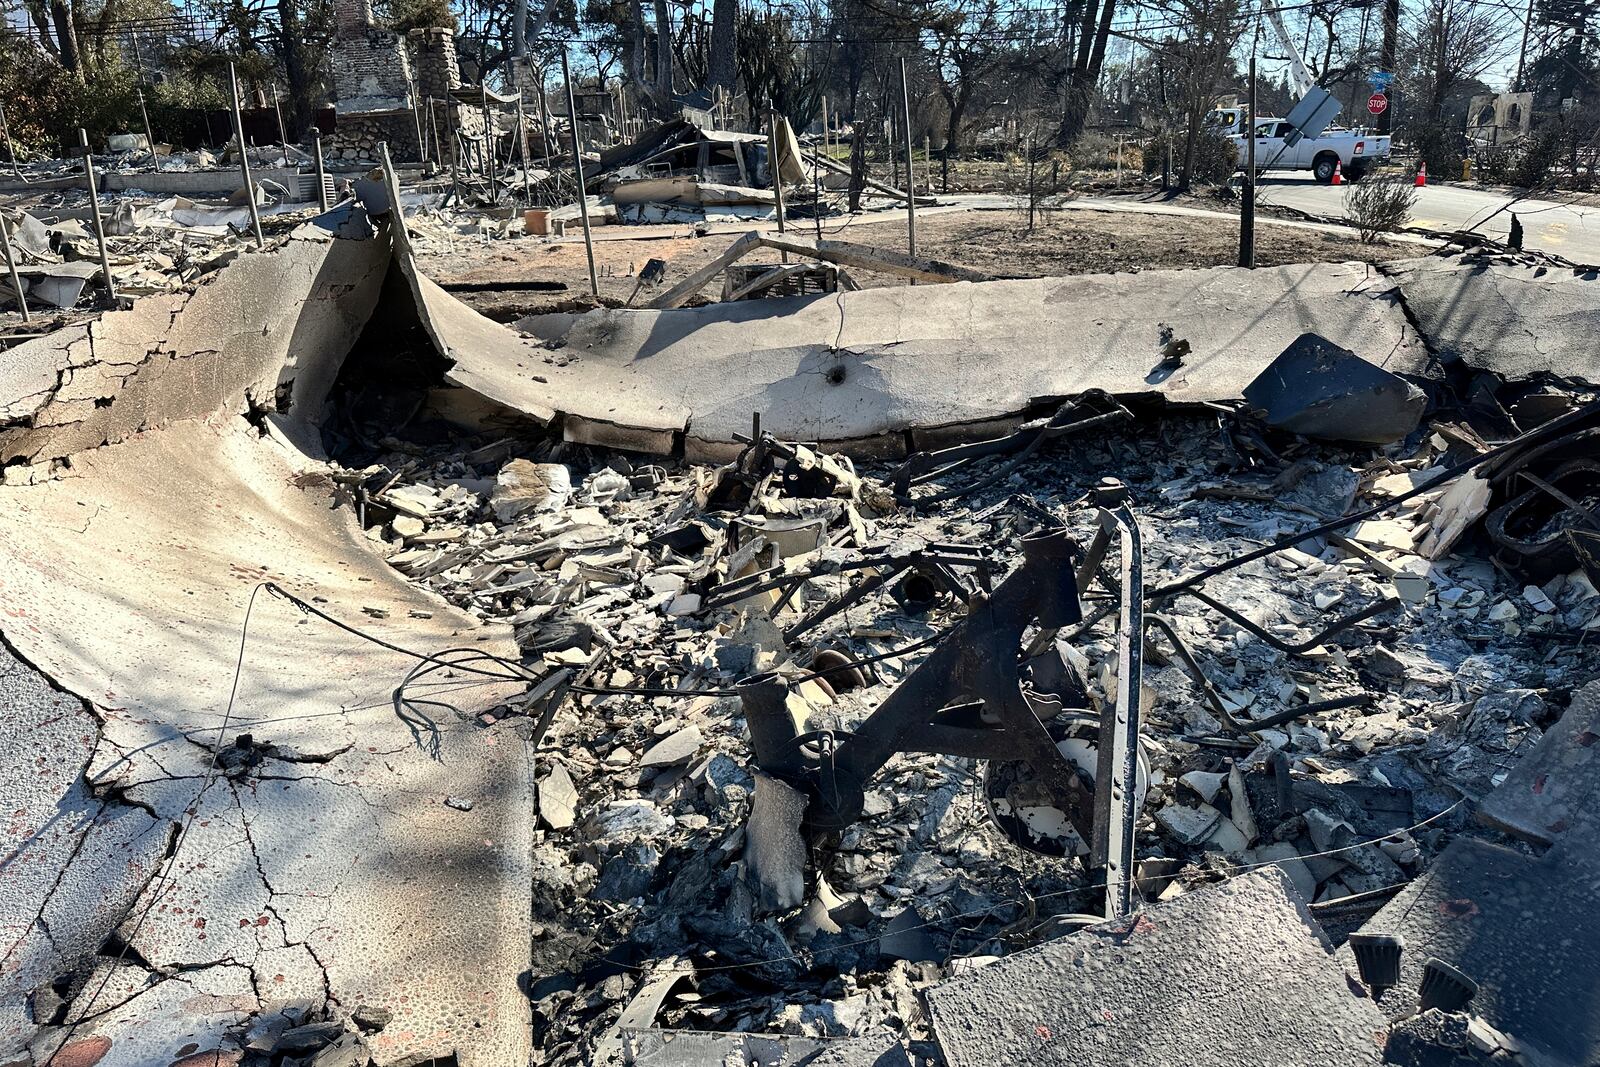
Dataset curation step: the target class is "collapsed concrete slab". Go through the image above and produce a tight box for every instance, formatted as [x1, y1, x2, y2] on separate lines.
[0, 206, 389, 467]
[0, 210, 531, 1064]
[923, 868, 1387, 1067]
[1382, 256, 1600, 383]
[0, 420, 531, 1066]
[1338, 838, 1600, 1067]
[389, 212, 1427, 456]
[1477, 678, 1600, 846]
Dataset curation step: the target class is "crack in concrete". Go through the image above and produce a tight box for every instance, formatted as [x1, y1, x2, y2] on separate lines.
[227, 781, 335, 1009]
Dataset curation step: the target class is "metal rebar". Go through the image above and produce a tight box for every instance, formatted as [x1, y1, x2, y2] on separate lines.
[0, 209, 30, 322]
[227, 64, 266, 248]
[78, 129, 118, 303]
[560, 48, 599, 299]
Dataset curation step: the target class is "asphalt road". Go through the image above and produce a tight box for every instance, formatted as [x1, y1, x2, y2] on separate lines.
[1254, 171, 1600, 263]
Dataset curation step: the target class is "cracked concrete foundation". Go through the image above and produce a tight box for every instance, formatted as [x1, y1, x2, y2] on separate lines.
[1, 200, 1596, 1066]
[0, 206, 390, 470]
[0, 211, 530, 1065]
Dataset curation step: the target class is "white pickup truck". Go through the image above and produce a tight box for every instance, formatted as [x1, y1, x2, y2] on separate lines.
[1206, 107, 1392, 183]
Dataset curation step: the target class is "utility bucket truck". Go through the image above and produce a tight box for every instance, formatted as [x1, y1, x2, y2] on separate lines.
[1210, 4, 1392, 182]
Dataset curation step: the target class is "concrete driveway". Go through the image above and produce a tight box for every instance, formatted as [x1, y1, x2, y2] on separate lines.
[1254, 171, 1600, 263]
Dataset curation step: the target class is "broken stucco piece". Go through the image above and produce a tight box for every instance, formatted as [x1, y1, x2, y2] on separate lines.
[0, 420, 531, 1066]
[0, 206, 390, 466]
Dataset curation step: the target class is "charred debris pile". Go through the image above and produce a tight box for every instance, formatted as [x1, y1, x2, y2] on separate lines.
[316, 339, 1600, 1066]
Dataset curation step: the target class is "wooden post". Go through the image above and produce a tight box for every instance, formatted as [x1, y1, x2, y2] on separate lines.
[561, 49, 599, 299]
[311, 127, 329, 211]
[272, 85, 290, 165]
[899, 56, 918, 257]
[78, 130, 118, 302]
[227, 64, 265, 248]
[0, 209, 30, 322]
[137, 88, 159, 172]
[516, 94, 533, 202]
[1239, 54, 1256, 269]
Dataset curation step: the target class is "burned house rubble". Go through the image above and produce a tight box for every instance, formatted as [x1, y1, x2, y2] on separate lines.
[3, 182, 1600, 1067]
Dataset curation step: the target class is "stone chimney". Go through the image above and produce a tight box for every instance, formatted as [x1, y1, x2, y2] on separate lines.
[330, 0, 414, 113]
[407, 27, 462, 100]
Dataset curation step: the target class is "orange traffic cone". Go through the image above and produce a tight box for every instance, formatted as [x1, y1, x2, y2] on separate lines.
[1332, 160, 1343, 185]
[1415, 161, 1427, 187]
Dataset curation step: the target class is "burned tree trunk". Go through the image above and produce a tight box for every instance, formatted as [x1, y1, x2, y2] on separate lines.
[707, 0, 737, 95]
[1054, 0, 1116, 148]
[654, 0, 674, 96]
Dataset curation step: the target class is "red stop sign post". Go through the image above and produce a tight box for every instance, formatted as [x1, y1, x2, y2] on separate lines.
[1368, 92, 1389, 116]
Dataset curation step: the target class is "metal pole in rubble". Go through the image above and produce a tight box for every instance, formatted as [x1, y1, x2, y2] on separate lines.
[1239, 54, 1256, 269]
[272, 85, 290, 166]
[898, 55, 918, 258]
[481, 82, 497, 203]
[768, 110, 789, 265]
[137, 88, 159, 172]
[428, 98, 442, 171]
[516, 94, 534, 202]
[0, 210, 31, 322]
[78, 130, 118, 304]
[310, 127, 329, 212]
[560, 48, 599, 299]
[821, 95, 830, 159]
[409, 77, 427, 165]
[228, 63, 266, 248]
[0, 102, 21, 177]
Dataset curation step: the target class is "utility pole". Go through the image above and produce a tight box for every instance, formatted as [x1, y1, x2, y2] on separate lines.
[899, 56, 918, 258]
[561, 49, 599, 300]
[1378, 0, 1400, 135]
[1515, 0, 1535, 90]
[228, 63, 266, 248]
[78, 130, 118, 304]
[1239, 54, 1256, 269]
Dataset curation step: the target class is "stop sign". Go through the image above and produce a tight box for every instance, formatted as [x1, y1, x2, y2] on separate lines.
[1368, 92, 1389, 116]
